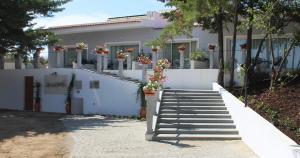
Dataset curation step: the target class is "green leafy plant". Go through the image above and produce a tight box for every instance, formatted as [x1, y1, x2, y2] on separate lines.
[66, 73, 76, 103]
[137, 83, 147, 107]
[190, 51, 208, 61]
[279, 116, 297, 130]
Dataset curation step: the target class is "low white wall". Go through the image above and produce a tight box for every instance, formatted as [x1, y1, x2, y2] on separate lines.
[0, 69, 140, 116]
[105, 69, 219, 89]
[213, 83, 299, 158]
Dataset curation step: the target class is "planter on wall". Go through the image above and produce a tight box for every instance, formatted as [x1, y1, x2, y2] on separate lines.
[190, 60, 209, 69]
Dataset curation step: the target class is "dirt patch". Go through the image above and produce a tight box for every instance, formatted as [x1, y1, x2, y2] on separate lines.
[247, 84, 300, 144]
[0, 110, 72, 158]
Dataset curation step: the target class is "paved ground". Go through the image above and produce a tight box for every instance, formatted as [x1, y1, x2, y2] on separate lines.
[63, 115, 258, 158]
[0, 110, 71, 158]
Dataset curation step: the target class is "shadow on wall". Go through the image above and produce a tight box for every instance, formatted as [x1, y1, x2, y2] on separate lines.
[0, 109, 134, 142]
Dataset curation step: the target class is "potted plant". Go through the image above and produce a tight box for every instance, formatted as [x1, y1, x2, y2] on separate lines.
[208, 44, 216, 51]
[157, 59, 171, 69]
[65, 73, 75, 114]
[178, 44, 186, 53]
[138, 55, 152, 65]
[137, 83, 147, 119]
[103, 49, 109, 55]
[143, 81, 160, 96]
[151, 46, 160, 53]
[54, 45, 64, 52]
[76, 42, 87, 50]
[126, 48, 134, 53]
[117, 51, 126, 60]
[190, 51, 209, 69]
[34, 81, 41, 112]
[96, 47, 104, 54]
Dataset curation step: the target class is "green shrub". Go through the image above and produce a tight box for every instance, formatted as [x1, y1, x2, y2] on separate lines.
[279, 116, 297, 130]
[190, 51, 208, 61]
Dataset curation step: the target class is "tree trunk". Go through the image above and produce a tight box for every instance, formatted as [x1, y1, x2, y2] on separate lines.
[229, 0, 239, 91]
[33, 51, 40, 69]
[0, 53, 5, 70]
[269, 34, 276, 90]
[14, 54, 22, 69]
[217, 8, 224, 87]
[244, 3, 253, 107]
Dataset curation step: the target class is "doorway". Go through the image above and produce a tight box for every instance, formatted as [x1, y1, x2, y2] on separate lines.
[24, 76, 34, 110]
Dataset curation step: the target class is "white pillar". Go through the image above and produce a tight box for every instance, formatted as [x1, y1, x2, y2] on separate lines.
[152, 52, 157, 68]
[56, 51, 64, 68]
[179, 51, 184, 69]
[97, 54, 102, 73]
[190, 60, 195, 69]
[118, 59, 124, 77]
[142, 64, 147, 83]
[76, 49, 82, 69]
[145, 91, 157, 141]
[209, 50, 214, 69]
[103, 54, 108, 70]
[126, 53, 132, 70]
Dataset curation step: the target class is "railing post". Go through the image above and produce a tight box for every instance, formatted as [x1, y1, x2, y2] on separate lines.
[145, 91, 158, 140]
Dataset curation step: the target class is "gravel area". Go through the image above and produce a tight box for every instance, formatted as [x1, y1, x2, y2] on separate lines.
[63, 115, 258, 158]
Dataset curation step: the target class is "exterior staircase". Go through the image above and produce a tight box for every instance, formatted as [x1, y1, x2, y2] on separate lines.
[153, 89, 241, 141]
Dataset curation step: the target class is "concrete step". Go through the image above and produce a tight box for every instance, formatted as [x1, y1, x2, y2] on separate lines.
[153, 134, 241, 141]
[163, 96, 222, 99]
[158, 118, 234, 123]
[157, 123, 236, 129]
[159, 114, 231, 119]
[156, 128, 239, 135]
[162, 102, 225, 106]
[163, 93, 221, 97]
[164, 89, 219, 93]
[162, 99, 223, 102]
[160, 109, 229, 114]
[160, 106, 227, 110]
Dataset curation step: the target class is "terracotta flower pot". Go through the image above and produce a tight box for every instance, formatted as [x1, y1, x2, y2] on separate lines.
[152, 48, 158, 52]
[240, 43, 247, 50]
[143, 89, 155, 96]
[103, 50, 109, 54]
[208, 44, 216, 51]
[139, 106, 146, 119]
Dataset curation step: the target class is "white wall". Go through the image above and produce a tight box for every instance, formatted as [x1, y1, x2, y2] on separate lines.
[0, 69, 140, 116]
[105, 69, 219, 89]
[213, 83, 299, 158]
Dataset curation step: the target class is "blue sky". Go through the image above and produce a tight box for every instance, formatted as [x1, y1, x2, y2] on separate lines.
[36, 0, 169, 28]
